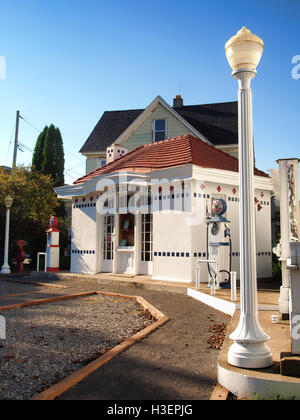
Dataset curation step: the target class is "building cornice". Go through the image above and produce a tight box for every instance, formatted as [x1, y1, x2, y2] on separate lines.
[192, 165, 273, 190]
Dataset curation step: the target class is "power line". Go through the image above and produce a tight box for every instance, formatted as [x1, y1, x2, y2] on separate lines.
[20, 114, 85, 163]
[18, 142, 33, 153]
[65, 168, 85, 176]
[64, 148, 85, 164]
[4, 124, 15, 165]
[67, 162, 86, 171]
[19, 115, 42, 134]
[13, 113, 86, 175]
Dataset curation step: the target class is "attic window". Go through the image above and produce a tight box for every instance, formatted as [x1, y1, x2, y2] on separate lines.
[97, 158, 106, 167]
[153, 119, 167, 142]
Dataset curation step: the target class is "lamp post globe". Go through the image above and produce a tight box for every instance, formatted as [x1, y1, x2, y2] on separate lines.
[1, 194, 14, 275]
[225, 27, 273, 369]
[225, 26, 264, 72]
[4, 195, 14, 209]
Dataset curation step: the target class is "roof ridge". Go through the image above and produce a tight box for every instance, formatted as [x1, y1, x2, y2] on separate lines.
[180, 100, 237, 108]
[74, 133, 269, 185]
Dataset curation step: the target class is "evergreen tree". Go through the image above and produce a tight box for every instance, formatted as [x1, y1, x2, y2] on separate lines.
[54, 127, 65, 187]
[41, 124, 65, 187]
[32, 126, 48, 171]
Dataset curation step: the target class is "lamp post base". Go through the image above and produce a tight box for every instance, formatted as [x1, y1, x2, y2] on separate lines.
[0, 265, 11, 274]
[228, 341, 273, 369]
[279, 285, 290, 318]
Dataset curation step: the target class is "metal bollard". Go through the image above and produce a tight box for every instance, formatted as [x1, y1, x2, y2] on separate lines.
[37, 252, 47, 273]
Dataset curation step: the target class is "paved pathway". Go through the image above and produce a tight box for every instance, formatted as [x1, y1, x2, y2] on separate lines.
[0, 276, 229, 400]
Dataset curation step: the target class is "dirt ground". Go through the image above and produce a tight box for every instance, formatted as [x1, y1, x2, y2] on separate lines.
[0, 276, 229, 400]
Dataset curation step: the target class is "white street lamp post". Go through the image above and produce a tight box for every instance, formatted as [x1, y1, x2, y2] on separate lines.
[1, 195, 14, 274]
[225, 27, 273, 368]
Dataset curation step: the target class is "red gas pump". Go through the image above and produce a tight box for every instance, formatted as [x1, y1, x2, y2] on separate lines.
[16, 240, 27, 273]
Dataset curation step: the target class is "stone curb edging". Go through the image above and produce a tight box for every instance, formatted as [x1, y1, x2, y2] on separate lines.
[0, 290, 168, 401]
[32, 291, 168, 401]
[210, 384, 230, 400]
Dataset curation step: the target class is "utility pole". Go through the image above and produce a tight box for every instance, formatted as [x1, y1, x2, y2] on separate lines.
[12, 110, 20, 171]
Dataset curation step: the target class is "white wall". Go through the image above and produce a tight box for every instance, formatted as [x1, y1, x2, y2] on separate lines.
[255, 190, 273, 278]
[152, 212, 193, 283]
[71, 196, 97, 274]
[68, 170, 272, 281]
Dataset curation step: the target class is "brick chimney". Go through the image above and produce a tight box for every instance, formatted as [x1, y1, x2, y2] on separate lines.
[173, 95, 183, 109]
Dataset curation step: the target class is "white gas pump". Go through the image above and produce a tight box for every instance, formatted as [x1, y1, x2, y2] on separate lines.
[206, 198, 232, 291]
[46, 216, 60, 272]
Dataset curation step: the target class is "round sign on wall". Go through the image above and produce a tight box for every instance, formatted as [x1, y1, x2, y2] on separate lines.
[211, 199, 227, 217]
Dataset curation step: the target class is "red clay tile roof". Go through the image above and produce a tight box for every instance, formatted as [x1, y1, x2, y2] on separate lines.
[74, 135, 269, 185]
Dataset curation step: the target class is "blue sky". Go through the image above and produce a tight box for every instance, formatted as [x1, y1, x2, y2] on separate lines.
[0, 0, 299, 184]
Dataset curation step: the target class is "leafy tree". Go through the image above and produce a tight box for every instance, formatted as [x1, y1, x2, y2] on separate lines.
[0, 167, 69, 271]
[32, 125, 48, 171]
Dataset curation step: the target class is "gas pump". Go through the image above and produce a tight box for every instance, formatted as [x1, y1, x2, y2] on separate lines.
[46, 216, 60, 272]
[206, 198, 232, 290]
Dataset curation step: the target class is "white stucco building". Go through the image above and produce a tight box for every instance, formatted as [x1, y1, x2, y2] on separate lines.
[57, 134, 273, 284]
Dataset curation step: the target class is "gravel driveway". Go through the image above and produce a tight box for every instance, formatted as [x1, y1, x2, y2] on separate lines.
[0, 294, 154, 400]
[0, 276, 229, 400]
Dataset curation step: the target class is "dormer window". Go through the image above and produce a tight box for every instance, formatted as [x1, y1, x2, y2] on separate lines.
[153, 119, 167, 142]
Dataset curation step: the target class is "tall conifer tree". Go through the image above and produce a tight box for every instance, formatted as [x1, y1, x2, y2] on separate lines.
[32, 126, 48, 171]
[34, 124, 65, 187]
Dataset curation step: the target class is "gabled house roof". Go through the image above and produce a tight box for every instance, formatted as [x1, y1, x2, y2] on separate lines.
[79, 97, 238, 154]
[80, 109, 144, 155]
[74, 134, 268, 185]
[175, 102, 238, 146]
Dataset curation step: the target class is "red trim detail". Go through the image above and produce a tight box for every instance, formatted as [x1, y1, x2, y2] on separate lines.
[46, 245, 60, 248]
[46, 228, 60, 233]
[47, 267, 60, 272]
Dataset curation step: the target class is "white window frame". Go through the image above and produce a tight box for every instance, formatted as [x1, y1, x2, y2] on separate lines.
[103, 215, 115, 260]
[141, 213, 153, 262]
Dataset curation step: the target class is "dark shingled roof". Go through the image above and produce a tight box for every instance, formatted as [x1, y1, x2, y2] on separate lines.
[175, 102, 238, 146]
[80, 109, 143, 154]
[79, 101, 238, 154]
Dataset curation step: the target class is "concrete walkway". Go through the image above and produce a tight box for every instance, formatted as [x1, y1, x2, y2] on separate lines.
[0, 275, 229, 400]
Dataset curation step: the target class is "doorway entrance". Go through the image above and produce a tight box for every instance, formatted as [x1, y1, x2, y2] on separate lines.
[102, 215, 115, 272]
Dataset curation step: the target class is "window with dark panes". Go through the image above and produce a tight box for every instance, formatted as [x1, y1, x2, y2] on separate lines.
[153, 119, 166, 142]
